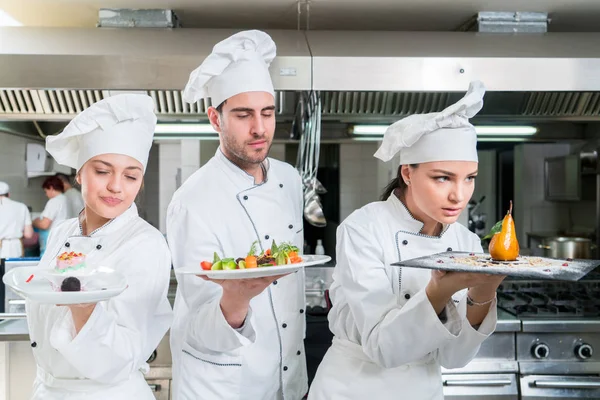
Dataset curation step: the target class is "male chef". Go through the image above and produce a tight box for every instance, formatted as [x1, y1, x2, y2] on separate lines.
[167, 30, 307, 400]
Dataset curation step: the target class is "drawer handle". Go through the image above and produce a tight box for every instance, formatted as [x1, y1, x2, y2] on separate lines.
[0, 313, 27, 320]
[8, 300, 25, 305]
[444, 379, 512, 387]
[537, 245, 552, 250]
[148, 384, 161, 392]
[533, 380, 600, 389]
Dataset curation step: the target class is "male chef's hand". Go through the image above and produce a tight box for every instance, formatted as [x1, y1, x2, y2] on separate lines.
[200, 274, 290, 329]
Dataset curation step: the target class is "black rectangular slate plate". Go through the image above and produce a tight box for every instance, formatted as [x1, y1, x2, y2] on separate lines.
[392, 252, 600, 281]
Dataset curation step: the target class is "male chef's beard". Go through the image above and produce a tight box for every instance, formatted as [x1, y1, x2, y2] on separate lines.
[222, 134, 273, 170]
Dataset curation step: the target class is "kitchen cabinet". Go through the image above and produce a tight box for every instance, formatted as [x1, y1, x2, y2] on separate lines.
[3, 341, 36, 400]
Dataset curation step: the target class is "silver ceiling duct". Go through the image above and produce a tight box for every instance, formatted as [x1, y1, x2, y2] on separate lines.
[2, 28, 600, 122]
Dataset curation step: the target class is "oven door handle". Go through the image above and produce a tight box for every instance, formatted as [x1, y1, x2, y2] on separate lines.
[533, 380, 600, 389]
[443, 379, 512, 387]
[0, 313, 27, 319]
[148, 384, 161, 392]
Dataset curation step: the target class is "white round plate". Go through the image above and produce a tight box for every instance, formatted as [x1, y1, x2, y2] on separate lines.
[2, 266, 128, 305]
[176, 255, 331, 279]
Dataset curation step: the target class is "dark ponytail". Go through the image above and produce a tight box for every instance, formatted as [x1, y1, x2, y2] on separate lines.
[380, 164, 418, 201]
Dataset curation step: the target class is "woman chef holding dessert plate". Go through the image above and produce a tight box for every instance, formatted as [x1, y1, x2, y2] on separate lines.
[24, 94, 173, 400]
[308, 81, 505, 400]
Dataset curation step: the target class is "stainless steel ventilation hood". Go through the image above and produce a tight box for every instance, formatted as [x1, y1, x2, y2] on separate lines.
[0, 27, 311, 91]
[310, 31, 600, 123]
[3, 28, 600, 123]
[307, 31, 600, 92]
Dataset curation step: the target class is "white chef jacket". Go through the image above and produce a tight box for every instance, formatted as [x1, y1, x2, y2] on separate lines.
[308, 194, 497, 400]
[64, 188, 84, 219]
[25, 204, 173, 400]
[41, 194, 69, 228]
[0, 197, 32, 258]
[167, 149, 308, 400]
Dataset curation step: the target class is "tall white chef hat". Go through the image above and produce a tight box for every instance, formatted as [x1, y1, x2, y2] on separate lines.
[182, 30, 276, 107]
[374, 81, 485, 164]
[0, 181, 9, 195]
[46, 94, 157, 172]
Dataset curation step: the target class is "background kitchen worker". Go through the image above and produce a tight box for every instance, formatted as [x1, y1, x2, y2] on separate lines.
[33, 175, 69, 256]
[0, 181, 33, 258]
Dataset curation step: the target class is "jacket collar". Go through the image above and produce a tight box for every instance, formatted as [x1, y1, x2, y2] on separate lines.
[214, 147, 271, 188]
[78, 203, 139, 237]
[387, 193, 450, 237]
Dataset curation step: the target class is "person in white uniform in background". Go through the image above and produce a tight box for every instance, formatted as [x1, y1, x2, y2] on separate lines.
[168, 30, 307, 400]
[309, 81, 504, 400]
[56, 172, 85, 218]
[33, 176, 69, 256]
[0, 181, 33, 258]
[34, 175, 69, 231]
[25, 93, 173, 400]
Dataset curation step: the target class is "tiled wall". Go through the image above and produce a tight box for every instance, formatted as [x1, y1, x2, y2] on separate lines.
[180, 139, 201, 183]
[512, 143, 598, 246]
[0, 134, 47, 213]
[158, 142, 182, 233]
[471, 150, 497, 233]
[514, 143, 569, 245]
[339, 142, 382, 222]
[155, 140, 287, 233]
[136, 144, 159, 229]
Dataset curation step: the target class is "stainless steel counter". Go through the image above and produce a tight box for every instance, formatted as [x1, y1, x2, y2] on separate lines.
[496, 309, 521, 332]
[0, 318, 28, 341]
[0, 309, 521, 340]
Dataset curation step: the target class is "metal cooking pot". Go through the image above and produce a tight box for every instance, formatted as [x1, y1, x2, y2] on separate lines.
[538, 236, 596, 259]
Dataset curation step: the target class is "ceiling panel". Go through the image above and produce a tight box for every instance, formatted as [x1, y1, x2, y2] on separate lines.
[3, 0, 600, 31]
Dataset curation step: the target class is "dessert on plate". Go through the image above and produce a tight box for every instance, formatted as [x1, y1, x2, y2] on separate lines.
[55, 251, 87, 273]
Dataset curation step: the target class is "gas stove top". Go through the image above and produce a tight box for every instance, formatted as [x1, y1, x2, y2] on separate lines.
[498, 280, 600, 319]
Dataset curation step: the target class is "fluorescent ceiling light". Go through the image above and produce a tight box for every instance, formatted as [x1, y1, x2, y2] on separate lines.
[477, 137, 528, 142]
[351, 125, 390, 135]
[351, 125, 537, 137]
[155, 123, 217, 134]
[154, 135, 218, 140]
[475, 126, 537, 136]
[0, 10, 21, 26]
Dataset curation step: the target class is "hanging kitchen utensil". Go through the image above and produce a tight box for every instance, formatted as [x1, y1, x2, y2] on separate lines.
[295, 91, 327, 227]
[304, 187, 326, 227]
[314, 178, 328, 194]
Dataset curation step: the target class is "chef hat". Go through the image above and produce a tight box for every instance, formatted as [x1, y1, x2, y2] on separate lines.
[374, 81, 485, 164]
[0, 181, 9, 195]
[182, 30, 276, 107]
[46, 94, 157, 172]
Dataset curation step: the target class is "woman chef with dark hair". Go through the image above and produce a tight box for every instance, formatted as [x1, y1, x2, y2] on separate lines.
[309, 81, 504, 400]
